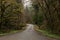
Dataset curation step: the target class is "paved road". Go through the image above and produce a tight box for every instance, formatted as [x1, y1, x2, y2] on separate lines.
[0, 24, 59, 40]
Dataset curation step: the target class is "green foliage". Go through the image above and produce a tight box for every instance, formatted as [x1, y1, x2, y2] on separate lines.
[0, 0, 25, 33]
[32, 0, 60, 34]
[32, 3, 44, 25]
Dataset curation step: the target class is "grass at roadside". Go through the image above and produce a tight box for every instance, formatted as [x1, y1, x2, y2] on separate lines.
[0, 27, 26, 36]
[34, 25, 60, 39]
[0, 30, 21, 36]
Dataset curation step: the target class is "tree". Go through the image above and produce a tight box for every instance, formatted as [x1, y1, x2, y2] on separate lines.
[0, 0, 25, 33]
[32, 0, 60, 34]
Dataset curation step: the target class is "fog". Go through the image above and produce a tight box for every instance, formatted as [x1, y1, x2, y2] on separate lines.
[22, 0, 32, 8]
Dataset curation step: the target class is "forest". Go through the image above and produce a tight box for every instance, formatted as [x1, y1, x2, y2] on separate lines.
[0, 0, 26, 33]
[0, 0, 60, 40]
[32, 0, 60, 34]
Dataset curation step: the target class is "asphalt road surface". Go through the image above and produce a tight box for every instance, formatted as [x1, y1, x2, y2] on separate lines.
[0, 24, 59, 40]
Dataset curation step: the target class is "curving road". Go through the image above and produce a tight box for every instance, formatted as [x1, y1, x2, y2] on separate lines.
[0, 24, 59, 40]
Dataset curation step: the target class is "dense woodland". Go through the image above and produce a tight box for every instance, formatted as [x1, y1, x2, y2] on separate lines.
[32, 0, 60, 34]
[0, 0, 60, 35]
[0, 0, 26, 33]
